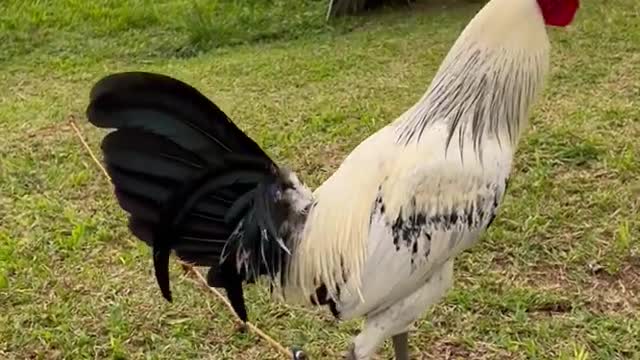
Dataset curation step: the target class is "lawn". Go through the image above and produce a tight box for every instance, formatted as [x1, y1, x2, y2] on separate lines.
[1, 0, 639, 359]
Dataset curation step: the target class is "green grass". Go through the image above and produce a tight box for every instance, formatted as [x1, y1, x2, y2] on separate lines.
[1, 0, 639, 359]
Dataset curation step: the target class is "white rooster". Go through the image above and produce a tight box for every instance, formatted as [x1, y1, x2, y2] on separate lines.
[86, 0, 580, 358]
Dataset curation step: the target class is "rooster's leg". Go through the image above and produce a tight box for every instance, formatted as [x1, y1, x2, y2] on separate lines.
[344, 260, 455, 359]
[391, 332, 409, 360]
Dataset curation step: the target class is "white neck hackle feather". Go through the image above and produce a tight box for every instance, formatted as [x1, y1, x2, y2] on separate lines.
[396, 0, 550, 153]
[281, 0, 551, 303]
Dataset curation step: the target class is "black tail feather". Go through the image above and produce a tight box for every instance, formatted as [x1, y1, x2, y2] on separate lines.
[88, 72, 270, 162]
[87, 71, 302, 322]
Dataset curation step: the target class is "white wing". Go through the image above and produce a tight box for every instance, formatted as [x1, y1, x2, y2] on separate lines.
[334, 127, 511, 320]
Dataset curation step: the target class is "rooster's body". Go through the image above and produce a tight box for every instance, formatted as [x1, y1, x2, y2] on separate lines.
[87, 0, 579, 358]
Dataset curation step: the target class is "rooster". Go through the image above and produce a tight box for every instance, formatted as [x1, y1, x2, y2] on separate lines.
[86, 0, 580, 358]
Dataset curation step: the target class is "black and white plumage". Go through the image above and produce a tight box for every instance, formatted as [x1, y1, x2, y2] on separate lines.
[86, 0, 579, 359]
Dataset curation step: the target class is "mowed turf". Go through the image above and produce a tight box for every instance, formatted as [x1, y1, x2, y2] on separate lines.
[1, 0, 639, 359]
